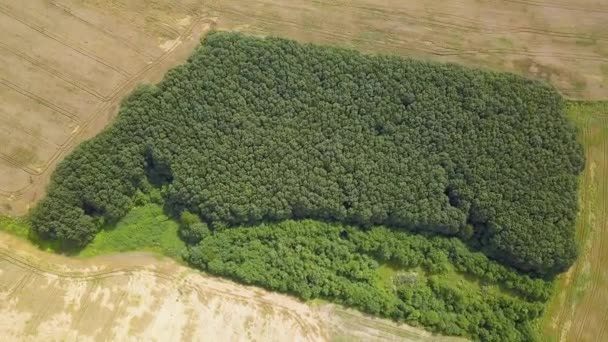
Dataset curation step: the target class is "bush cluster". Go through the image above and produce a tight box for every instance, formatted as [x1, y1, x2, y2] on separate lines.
[186, 220, 549, 341]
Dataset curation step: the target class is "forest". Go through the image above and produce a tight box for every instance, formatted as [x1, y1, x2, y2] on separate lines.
[30, 32, 583, 276]
[26, 31, 586, 340]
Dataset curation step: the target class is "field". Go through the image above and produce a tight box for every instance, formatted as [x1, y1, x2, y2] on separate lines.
[541, 102, 608, 341]
[0, 231, 464, 341]
[0, 0, 214, 215]
[208, 0, 608, 100]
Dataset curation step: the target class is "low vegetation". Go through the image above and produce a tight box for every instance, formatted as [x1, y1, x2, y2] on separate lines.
[1, 202, 185, 259]
[540, 101, 608, 341]
[79, 202, 185, 258]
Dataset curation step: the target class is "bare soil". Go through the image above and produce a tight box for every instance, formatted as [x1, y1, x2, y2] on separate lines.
[0, 232, 464, 341]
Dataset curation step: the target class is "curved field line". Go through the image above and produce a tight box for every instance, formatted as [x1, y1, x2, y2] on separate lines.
[0, 79, 79, 121]
[0, 5, 131, 78]
[214, 7, 608, 62]
[49, 0, 158, 60]
[0, 42, 108, 100]
[318, 1, 608, 41]
[50, 0, 194, 45]
[155, 21, 182, 38]
[0, 248, 320, 341]
[503, 0, 608, 14]
[0, 150, 48, 177]
[416, 9, 608, 40]
[0, 121, 59, 150]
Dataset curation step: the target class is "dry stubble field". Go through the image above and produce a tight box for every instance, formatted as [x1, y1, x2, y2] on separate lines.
[208, 0, 608, 100]
[0, 0, 214, 215]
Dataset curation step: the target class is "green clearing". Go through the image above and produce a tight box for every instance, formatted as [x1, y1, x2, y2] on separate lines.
[79, 203, 186, 259]
[0, 215, 60, 252]
[0, 215, 30, 239]
[1, 203, 185, 259]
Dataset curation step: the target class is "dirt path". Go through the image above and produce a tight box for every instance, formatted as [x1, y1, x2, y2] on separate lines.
[0, 232, 465, 341]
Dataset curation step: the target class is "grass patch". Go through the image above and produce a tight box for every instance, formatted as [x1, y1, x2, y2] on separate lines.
[0, 215, 30, 239]
[1, 204, 185, 259]
[307, 298, 331, 307]
[79, 204, 185, 259]
[375, 262, 398, 291]
[0, 215, 61, 252]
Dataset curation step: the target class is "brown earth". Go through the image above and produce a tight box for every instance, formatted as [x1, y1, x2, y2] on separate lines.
[0, 232, 465, 341]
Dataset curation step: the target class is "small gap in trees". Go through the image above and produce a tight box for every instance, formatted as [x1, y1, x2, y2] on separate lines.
[82, 200, 103, 217]
[144, 146, 174, 187]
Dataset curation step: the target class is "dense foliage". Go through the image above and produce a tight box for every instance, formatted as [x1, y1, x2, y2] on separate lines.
[31, 32, 583, 275]
[185, 220, 550, 341]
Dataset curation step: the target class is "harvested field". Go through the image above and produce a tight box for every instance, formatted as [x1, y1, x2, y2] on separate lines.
[0, 232, 464, 341]
[0, 0, 214, 215]
[207, 0, 608, 100]
[542, 102, 608, 342]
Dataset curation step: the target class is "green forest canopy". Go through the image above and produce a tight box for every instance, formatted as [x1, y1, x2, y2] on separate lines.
[31, 32, 583, 276]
